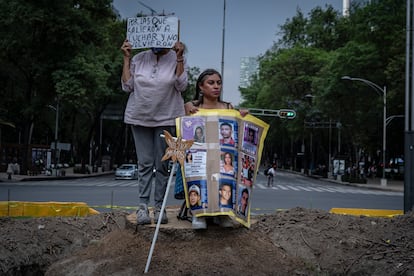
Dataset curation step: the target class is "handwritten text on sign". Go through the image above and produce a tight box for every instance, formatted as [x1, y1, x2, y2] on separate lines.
[127, 16, 179, 49]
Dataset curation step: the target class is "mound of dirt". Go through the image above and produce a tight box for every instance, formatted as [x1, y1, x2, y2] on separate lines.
[1, 207, 413, 275]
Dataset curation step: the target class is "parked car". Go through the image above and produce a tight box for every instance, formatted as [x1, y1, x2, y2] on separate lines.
[115, 164, 138, 180]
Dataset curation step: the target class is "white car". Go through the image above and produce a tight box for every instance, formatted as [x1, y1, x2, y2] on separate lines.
[115, 164, 138, 180]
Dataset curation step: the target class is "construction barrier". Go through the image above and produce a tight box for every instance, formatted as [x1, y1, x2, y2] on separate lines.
[0, 201, 99, 217]
[330, 208, 403, 218]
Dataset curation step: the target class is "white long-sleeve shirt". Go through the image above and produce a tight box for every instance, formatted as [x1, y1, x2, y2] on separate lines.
[121, 49, 188, 127]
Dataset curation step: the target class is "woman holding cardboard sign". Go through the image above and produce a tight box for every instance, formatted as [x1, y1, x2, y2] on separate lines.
[121, 39, 188, 225]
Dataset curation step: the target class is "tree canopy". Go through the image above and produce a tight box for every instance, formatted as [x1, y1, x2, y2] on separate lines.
[240, 0, 405, 171]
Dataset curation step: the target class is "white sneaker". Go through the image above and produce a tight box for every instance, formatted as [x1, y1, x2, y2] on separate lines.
[192, 216, 207, 229]
[153, 206, 168, 224]
[136, 204, 151, 225]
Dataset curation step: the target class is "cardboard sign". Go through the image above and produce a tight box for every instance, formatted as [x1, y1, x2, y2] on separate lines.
[176, 109, 269, 228]
[126, 16, 179, 49]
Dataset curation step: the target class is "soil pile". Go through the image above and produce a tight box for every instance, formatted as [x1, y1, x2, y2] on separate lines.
[1, 207, 413, 275]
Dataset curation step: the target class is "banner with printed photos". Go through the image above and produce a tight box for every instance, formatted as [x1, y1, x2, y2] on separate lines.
[176, 109, 269, 228]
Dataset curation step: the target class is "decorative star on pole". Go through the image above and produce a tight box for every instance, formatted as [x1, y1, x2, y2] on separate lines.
[161, 130, 194, 166]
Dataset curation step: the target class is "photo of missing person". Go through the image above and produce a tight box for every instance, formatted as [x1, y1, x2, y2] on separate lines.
[193, 126, 205, 143]
[219, 181, 234, 209]
[237, 187, 249, 217]
[185, 151, 193, 163]
[246, 127, 257, 145]
[188, 184, 202, 210]
[241, 154, 255, 187]
[220, 151, 235, 176]
[242, 123, 259, 155]
[181, 117, 206, 142]
[219, 120, 237, 146]
[187, 180, 208, 209]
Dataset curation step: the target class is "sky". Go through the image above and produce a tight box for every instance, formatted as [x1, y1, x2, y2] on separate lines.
[113, 0, 343, 105]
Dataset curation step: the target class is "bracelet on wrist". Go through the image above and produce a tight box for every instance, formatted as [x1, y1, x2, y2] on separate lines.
[177, 57, 184, 62]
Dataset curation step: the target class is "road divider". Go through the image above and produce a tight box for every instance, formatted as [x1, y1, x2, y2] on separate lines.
[0, 201, 99, 217]
[330, 208, 403, 217]
[3, 202, 403, 218]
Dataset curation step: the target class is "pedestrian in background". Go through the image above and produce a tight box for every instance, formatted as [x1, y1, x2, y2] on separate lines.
[267, 163, 276, 187]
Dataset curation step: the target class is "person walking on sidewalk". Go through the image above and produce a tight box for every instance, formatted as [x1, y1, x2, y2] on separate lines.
[267, 164, 276, 187]
[120, 39, 188, 225]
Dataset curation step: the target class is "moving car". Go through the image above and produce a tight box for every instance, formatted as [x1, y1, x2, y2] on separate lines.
[115, 164, 138, 180]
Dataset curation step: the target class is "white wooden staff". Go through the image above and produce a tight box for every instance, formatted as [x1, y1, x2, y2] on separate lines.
[144, 130, 193, 273]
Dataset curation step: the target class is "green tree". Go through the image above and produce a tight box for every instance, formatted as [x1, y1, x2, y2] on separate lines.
[0, 0, 120, 172]
[241, 0, 405, 170]
[317, 0, 405, 163]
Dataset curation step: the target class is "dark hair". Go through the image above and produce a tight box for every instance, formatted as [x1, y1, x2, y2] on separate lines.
[223, 152, 233, 165]
[186, 152, 192, 162]
[193, 69, 223, 105]
[193, 126, 204, 142]
[241, 188, 249, 201]
[220, 182, 232, 190]
[220, 122, 232, 130]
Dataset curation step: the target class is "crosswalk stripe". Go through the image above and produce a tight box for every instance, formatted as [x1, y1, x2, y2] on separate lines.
[276, 185, 289, 190]
[295, 186, 314, 192]
[305, 186, 326, 192]
[316, 187, 337, 192]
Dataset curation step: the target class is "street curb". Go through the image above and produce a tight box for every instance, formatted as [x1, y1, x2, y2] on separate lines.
[318, 176, 403, 192]
[0, 171, 114, 182]
[21, 172, 114, 182]
[271, 168, 403, 193]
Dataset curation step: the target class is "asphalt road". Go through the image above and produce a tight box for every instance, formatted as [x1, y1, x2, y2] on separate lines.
[0, 171, 403, 214]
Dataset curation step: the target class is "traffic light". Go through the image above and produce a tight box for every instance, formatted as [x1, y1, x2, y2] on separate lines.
[278, 109, 296, 119]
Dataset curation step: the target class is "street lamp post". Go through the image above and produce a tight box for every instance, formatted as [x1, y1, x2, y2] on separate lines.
[48, 100, 59, 176]
[341, 76, 387, 186]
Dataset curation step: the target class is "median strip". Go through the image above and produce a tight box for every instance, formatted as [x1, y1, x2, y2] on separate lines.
[0, 201, 99, 217]
[330, 208, 403, 218]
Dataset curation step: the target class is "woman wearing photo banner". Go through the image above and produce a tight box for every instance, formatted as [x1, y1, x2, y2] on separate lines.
[176, 69, 248, 229]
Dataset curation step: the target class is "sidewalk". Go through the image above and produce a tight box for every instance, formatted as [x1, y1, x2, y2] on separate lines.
[272, 168, 404, 193]
[321, 175, 404, 193]
[0, 170, 114, 183]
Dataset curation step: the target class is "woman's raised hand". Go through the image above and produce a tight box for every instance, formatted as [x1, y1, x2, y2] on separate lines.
[121, 39, 132, 58]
